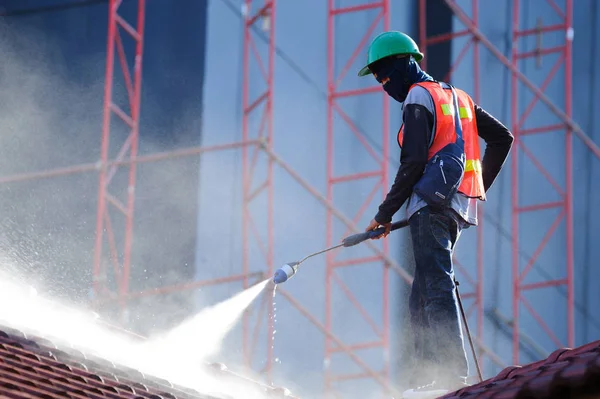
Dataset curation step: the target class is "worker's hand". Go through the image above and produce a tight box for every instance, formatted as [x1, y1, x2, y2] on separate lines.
[365, 218, 392, 239]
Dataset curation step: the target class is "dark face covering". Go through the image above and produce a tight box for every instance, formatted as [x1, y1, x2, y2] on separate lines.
[369, 56, 433, 103]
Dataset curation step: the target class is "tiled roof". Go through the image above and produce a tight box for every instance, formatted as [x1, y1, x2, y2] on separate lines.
[0, 323, 297, 399]
[441, 340, 600, 399]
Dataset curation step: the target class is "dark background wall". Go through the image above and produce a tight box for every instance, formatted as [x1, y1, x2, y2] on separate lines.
[0, 0, 208, 335]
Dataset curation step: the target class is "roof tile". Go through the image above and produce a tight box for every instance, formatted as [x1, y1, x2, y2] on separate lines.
[0, 324, 298, 399]
[441, 340, 600, 399]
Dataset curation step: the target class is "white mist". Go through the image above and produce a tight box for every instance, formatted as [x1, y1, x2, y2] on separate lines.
[0, 273, 275, 399]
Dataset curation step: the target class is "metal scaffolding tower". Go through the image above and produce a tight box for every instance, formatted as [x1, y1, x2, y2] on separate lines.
[419, 0, 598, 373]
[93, 0, 146, 319]
[509, 0, 575, 364]
[241, 0, 276, 378]
[325, 0, 391, 397]
[436, 0, 598, 368]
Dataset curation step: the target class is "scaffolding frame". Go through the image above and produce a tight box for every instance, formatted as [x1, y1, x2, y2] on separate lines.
[325, 1, 392, 397]
[241, 0, 276, 378]
[1, 0, 600, 396]
[509, 0, 575, 364]
[439, 0, 598, 367]
[93, 0, 146, 318]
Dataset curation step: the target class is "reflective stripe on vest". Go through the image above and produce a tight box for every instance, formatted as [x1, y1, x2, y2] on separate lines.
[397, 82, 486, 200]
[466, 159, 482, 173]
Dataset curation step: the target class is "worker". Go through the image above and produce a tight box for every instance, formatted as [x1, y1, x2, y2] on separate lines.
[359, 31, 514, 398]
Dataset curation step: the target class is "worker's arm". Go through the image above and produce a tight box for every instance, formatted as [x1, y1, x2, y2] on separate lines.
[473, 104, 514, 192]
[374, 101, 434, 224]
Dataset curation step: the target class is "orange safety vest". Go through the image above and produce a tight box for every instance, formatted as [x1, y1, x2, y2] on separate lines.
[397, 81, 486, 201]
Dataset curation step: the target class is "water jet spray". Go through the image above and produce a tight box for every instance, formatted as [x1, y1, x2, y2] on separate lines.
[272, 219, 409, 284]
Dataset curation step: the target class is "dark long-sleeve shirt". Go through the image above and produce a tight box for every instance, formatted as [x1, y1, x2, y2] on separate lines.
[374, 92, 514, 224]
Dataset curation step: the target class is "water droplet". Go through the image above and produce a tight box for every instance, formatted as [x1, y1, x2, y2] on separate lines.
[271, 288, 281, 367]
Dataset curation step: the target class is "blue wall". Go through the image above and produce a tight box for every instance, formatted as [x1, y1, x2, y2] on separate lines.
[197, 0, 600, 396]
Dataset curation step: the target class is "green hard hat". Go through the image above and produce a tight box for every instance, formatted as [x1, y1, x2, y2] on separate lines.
[358, 31, 424, 77]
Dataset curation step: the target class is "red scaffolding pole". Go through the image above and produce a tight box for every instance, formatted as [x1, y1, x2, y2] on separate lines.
[326, 1, 391, 396]
[93, 0, 146, 319]
[241, 0, 276, 380]
[510, 0, 574, 365]
[418, 0, 490, 375]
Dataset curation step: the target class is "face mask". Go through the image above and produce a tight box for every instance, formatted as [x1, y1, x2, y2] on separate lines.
[371, 57, 411, 103]
[382, 69, 411, 103]
[370, 57, 433, 103]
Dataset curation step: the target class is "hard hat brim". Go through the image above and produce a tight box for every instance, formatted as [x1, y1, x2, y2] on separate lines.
[358, 65, 372, 77]
[358, 51, 424, 77]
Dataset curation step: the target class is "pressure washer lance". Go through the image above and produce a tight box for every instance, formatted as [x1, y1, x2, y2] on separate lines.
[272, 219, 409, 284]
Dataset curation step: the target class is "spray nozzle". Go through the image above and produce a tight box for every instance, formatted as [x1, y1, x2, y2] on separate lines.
[272, 262, 299, 284]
